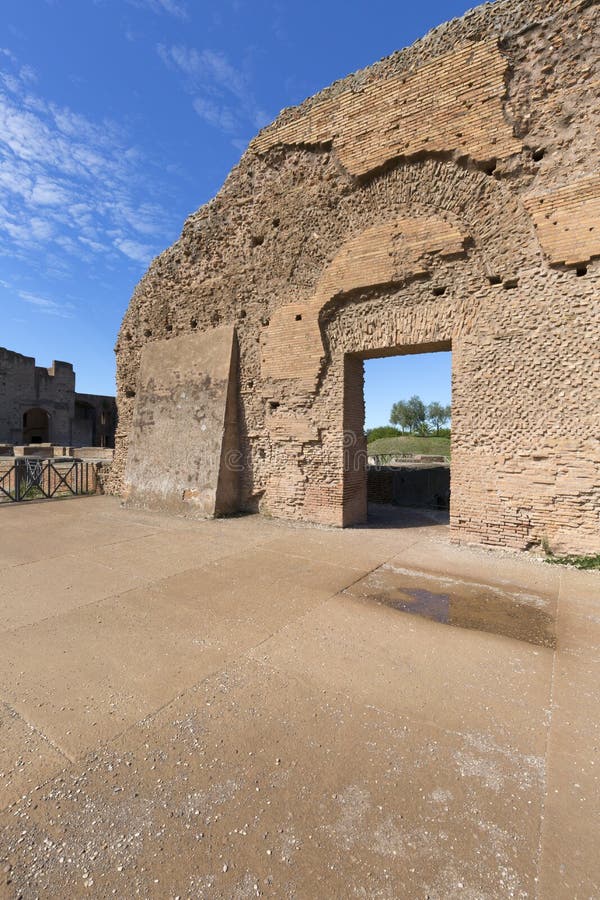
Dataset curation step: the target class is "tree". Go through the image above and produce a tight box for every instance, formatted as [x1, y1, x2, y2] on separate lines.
[390, 400, 410, 432]
[390, 395, 426, 432]
[406, 395, 426, 432]
[427, 401, 451, 435]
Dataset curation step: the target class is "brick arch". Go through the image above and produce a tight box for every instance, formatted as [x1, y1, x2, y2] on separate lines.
[259, 153, 543, 405]
[260, 212, 467, 389]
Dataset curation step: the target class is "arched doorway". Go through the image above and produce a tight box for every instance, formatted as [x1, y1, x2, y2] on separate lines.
[22, 408, 50, 444]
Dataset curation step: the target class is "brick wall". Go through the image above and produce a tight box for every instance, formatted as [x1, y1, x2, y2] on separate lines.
[110, 0, 600, 554]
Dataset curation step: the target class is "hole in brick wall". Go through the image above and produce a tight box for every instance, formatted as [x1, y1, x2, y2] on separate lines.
[487, 275, 502, 285]
[295, 313, 303, 321]
[125, 331, 132, 341]
[240, 309, 247, 319]
[269, 401, 280, 411]
[483, 159, 497, 175]
[258, 448, 266, 459]
[124, 387, 136, 398]
[361, 348, 452, 524]
[166, 323, 173, 332]
[503, 278, 519, 290]
[576, 266, 588, 277]
[190, 318, 198, 329]
[532, 147, 545, 162]
[432, 286, 447, 296]
[251, 234, 264, 247]
[143, 328, 152, 338]
[272, 217, 280, 228]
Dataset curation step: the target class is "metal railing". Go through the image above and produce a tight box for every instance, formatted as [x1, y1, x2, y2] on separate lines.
[0, 458, 96, 503]
[368, 453, 451, 467]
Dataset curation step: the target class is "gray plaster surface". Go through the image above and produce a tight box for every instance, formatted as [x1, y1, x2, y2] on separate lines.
[0, 496, 598, 898]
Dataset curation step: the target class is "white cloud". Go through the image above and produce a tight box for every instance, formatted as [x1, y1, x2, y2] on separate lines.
[0, 50, 178, 279]
[79, 236, 106, 253]
[18, 290, 73, 317]
[19, 64, 36, 85]
[157, 43, 271, 144]
[30, 177, 70, 206]
[2, 216, 54, 244]
[193, 97, 237, 133]
[114, 237, 154, 264]
[129, 0, 188, 20]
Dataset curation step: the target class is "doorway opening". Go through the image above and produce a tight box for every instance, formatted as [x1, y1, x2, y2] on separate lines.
[73, 401, 97, 446]
[22, 408, 50, 444]
[349, 346, 452, 525]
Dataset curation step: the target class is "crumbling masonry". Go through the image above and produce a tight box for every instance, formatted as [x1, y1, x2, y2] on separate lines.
[110, 0, 600, 553]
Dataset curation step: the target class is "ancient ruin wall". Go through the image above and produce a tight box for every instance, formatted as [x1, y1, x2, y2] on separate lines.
[111, 0, 600, 554]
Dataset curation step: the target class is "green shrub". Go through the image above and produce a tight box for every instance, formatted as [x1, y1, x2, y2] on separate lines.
[366, 425, 402, 442]
[545, 553, 600, 570]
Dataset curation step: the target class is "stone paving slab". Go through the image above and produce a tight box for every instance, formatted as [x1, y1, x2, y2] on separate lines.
[0, 495, 598, 898]
[538, 747, 600, 900]
[249, 593, 554, 754]
[0, 702, 68, 811]
[0, 553, 148, 633]
[1, 661, 547, 899]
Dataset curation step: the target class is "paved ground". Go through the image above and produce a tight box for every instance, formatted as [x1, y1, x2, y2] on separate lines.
[0, 496, 598, 899]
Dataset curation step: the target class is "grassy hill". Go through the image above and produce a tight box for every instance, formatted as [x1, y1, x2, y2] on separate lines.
[367, 435, 451, 456]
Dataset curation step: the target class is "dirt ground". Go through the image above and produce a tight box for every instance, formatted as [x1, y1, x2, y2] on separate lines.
[0, 496, 598, 898]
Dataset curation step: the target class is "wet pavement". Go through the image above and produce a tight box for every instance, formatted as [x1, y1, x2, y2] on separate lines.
[0, 496, 598, 898]
[348, 565, 556, 647]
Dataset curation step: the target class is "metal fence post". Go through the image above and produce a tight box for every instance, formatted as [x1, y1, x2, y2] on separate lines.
[15, 459, 21, 501]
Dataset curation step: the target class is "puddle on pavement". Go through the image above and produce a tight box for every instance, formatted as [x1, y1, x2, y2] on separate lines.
[355, 569, 556, 648]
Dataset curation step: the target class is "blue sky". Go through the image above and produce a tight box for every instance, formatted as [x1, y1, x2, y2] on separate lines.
[364, 353, 451, 430]
[1, 0, 473, 400]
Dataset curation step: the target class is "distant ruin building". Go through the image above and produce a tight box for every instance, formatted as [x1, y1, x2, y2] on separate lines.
[110, 0, 599, 554]
[0, 348, 117, 448]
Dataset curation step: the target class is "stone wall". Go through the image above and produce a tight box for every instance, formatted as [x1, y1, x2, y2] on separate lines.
[110, 0, 600, 554]
[123, 327, 239, 516]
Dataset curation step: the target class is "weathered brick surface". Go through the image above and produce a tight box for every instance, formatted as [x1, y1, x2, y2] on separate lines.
[109, 0, 600, 554]
[261, 216, 465, 385]
[524, 176, 600, 266]
[251, 41, 520, 173]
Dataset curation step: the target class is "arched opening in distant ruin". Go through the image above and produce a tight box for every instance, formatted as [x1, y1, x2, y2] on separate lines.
[22, 408, 50, 444]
